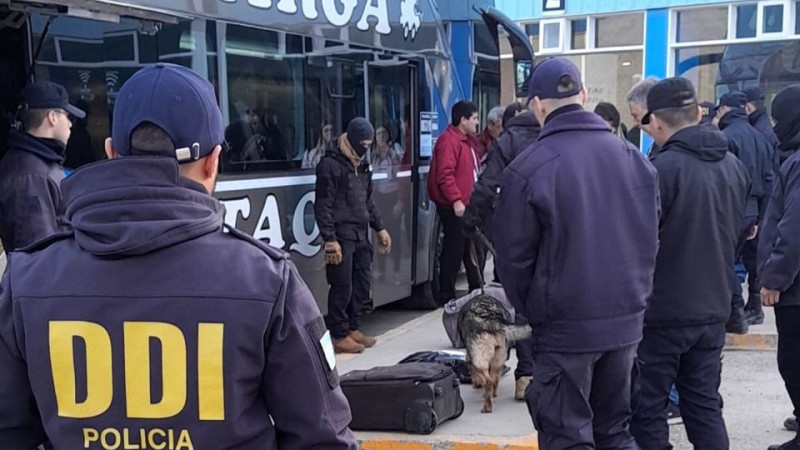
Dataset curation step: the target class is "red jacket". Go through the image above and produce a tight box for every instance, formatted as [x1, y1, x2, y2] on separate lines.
[427, 125, 479, 208]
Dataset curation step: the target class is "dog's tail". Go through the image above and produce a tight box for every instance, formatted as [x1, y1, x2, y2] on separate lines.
[503, 324, 532, 342]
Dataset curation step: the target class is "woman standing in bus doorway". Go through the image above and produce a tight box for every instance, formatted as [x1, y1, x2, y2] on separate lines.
[372, 125, 403, 284]
[302, 121, 334, 169]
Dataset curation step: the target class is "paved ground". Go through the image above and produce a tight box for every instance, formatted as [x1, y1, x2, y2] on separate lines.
[348, 305, 793, 449]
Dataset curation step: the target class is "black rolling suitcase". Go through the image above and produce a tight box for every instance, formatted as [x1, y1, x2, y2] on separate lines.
[340, 362, 465, 434]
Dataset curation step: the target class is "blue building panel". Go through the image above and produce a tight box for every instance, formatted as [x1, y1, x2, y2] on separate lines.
[496, 0, 742, 20]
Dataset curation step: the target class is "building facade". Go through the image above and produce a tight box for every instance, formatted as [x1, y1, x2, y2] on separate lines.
[498, 0, 800, 146]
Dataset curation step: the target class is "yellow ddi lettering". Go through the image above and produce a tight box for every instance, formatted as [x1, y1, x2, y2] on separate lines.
[50, 321, 113, 418]
[49, 321, 224, 421]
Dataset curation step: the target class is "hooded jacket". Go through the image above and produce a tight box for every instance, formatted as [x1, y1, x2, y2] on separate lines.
[493, 106, 659, 353]
[0, 157, 357, 450]
[758, 137, 800, 308]
[315, 139, 384, 242]
[464, 112, 541, 233]
[648, 125, 752, 326]
[427, 125, 480, 208]
[719, 108, 775, 219]
[0, 129, 67, 251]
[749, 107, 781, 149]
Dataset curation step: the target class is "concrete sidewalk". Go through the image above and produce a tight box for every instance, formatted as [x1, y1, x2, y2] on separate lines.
[337, 309, 539, 450]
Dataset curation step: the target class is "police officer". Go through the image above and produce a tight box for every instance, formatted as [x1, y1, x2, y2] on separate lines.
[743, 86, 780, 148]
[716, 91, 775, 331]
[759, 84, 800, 450]
[463, 103, 541, 401]
[0, 64, 358, 450]
[0, 81, 85, 251]
[315, 117, 391, 354]
[494, 58, 659, 449]
[629, 78, 752, 450]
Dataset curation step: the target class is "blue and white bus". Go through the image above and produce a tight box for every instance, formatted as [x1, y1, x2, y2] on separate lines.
[0, 0, 533, 311]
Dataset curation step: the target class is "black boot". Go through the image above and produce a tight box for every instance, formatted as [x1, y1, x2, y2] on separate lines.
[726, 304, 749, 334]
[768, 434, 800, 450]
[745, 293, 765, 325]
[786, 417, 799, 432]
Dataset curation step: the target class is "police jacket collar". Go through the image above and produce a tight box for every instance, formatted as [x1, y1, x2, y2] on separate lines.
[661, 124, 728, 162]
[61, 157, 224, 257]
[7, 129, 66, 164]
[718, 108, 749, 131]
[538, 106, 612, 140]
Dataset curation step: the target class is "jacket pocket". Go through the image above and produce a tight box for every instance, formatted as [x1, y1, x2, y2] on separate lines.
[304, 316, 340, 389]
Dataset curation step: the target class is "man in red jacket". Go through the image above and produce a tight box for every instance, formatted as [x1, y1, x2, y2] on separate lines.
[427, 100, 482, 304]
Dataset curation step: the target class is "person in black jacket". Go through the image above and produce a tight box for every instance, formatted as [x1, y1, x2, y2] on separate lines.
[716, 91, 775, 331]
[759, 85, 800, 450]
[315, 118, 391, 354]
[744, 86, 780, 148]
[463, 104, 541, 402]
[631, 77, 752, 450]
[0, 82, 85, 251]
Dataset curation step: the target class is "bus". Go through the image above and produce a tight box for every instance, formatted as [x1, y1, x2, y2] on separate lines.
[0, 0, 533, 312]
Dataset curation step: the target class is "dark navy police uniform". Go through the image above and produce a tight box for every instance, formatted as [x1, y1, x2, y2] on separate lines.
[0, 64, 357, 450]
[494, 58, 659, 450]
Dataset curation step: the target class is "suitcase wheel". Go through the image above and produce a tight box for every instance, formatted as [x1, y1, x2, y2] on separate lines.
[453, 397, 465, 419]
[423, 411, 438, 435]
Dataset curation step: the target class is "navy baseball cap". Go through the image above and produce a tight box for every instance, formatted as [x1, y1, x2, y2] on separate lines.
[699, 101, 716, 124]
[743, 86, 766, 103]
[527, 57, 583, 100]
[20, 81, 85, 119]
[641, 77, 697, 125]
[718, 91, 748, 108]
[112, 63, 224, 162]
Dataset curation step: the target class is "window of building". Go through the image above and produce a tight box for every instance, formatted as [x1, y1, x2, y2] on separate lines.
[570, 19, 587, 50]
[595, 13, 644, 47]
[676, 6, 729, 42]
[541, 20, 563, 51]
[525, 23, 540, 52]
[737, 4, 758, 38]
[763, 3, 785, 34]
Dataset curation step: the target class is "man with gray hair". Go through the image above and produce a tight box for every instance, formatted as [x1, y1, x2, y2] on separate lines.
[474, 105, 505, 161]
[627, 76, 661, 160]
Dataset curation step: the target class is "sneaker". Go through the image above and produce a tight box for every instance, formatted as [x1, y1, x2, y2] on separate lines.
[768, 435, 800, 450]
[786, 417, 799, 432]
[333, 336, 365, 354]
[349, 330, 377, 348]
[515, 376, 531, 401]
[666, 403, 683, 425]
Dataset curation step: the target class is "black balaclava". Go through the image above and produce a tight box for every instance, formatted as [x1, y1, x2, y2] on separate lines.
[346, 117, 375, 157]
[772, 85, 800, 151]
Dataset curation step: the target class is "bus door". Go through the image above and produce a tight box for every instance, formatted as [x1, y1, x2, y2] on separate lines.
[366, 59, 414, 305]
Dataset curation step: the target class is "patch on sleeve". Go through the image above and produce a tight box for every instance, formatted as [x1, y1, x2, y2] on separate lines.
[320, 330, 336, 371]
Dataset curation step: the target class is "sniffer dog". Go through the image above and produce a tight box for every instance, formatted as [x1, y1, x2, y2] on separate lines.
[457, 293, 531, 413]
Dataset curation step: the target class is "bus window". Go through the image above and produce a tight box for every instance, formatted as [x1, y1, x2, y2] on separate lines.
[28, 12, 217, 170]
[221, 24, 302, 173]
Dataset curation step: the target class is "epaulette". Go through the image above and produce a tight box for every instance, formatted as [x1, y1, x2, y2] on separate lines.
[223, 224, 289, 261]
[16, 230, 74, 253]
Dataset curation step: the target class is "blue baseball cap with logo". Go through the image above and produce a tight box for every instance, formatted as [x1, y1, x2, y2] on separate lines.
[526, 57, 583, 101]
[20, 81, 86, 119]
[112, 63, 224, 162]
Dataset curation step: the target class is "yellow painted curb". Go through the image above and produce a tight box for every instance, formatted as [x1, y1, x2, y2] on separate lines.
[358, 433, 539, 450]
[724, 332, 777, 351]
